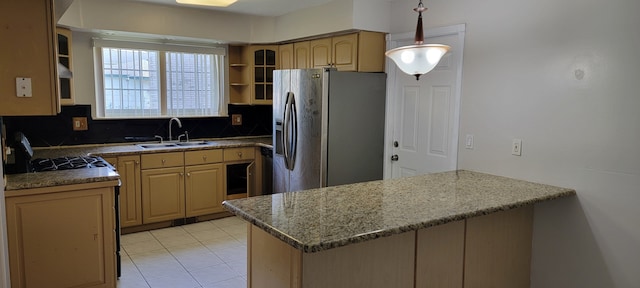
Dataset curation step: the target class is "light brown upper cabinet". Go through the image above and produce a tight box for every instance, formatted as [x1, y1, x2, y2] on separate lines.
[228, 45, 277, 105]
[0, 0, 59, 115]
[279, 43, 294, 70]
[247, 45, 278, 105]
[310, 32, 385, 72]
[294, 41, 312, 69]
[57, 27, 75, 106]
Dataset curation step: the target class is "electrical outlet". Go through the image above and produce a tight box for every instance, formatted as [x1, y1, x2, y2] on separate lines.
[512, 139, 522, 156]
[16, 77, 32, 97]
[232, 114, 242, 126]
[72, 117, 88, 131]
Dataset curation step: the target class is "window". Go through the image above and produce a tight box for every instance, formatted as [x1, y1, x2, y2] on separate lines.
[94, 39, 227, 118]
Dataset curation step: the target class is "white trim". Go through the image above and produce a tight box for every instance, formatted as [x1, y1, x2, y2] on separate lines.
[92, 38, 226, 55]
[384, 24, 466, 179]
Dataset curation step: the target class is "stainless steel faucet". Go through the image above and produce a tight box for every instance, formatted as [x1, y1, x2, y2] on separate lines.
[168, 117, 182, 141]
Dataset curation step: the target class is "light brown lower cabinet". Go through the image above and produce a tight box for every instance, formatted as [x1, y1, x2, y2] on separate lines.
[5, 182, 117, 288]
[185, 163, 225, 216]
[141, 166, 185, 223]
[248, 206, 533, 288]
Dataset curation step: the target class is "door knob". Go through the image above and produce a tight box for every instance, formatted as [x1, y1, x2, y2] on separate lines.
[391, 155, 399, 161]
[393, 141, 399, 147]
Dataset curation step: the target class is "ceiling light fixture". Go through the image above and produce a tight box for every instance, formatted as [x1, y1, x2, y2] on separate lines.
[176, 0, 237, 7]
[385, 0, 450, 80]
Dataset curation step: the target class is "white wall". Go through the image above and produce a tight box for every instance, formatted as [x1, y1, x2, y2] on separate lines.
[388, 0, 639, 287]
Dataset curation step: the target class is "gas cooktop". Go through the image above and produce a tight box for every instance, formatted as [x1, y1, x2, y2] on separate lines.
[30, 155, 112, 172]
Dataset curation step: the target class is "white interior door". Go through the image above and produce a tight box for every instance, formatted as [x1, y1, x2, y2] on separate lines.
[385, 25, 465, 178]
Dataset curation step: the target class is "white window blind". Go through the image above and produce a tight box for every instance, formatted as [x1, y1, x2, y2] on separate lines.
[93, 38, 227, 119]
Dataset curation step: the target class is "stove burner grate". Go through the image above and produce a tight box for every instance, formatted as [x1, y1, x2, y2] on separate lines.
[31, 156, 110, 172]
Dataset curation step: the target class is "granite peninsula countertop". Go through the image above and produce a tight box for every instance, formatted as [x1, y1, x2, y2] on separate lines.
[4, 136, 271, 192]
[223, 170, 576, 253]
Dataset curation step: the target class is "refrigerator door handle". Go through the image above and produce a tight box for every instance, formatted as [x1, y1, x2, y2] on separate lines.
[289, 93, 298, 170]
[283, 93, 291, 170]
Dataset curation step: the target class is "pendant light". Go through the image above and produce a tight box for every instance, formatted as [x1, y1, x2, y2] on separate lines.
[385, 0, 450, 80]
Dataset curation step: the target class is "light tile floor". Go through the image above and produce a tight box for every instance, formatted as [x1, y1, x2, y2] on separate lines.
[118, 216, 248, 288]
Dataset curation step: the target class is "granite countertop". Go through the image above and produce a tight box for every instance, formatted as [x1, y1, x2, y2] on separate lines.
[4, 136, 271, 192]
[223, 170, 576, 253]
[5, 167, 119, 191]
[30, 136, 272, 159]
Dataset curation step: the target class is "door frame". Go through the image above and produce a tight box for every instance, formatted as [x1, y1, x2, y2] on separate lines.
[384, 24, 466, 179]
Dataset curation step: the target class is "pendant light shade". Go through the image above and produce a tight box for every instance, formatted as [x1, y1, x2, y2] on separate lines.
[385, 0, 450, 80]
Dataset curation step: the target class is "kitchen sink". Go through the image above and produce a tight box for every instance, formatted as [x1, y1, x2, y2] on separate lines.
[136, 143, 178, 149]
[174, 141, 210, 146]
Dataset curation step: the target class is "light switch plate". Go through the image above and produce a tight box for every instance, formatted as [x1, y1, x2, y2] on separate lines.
[16, 77, 32, 97]
[512, 139, 522, 156]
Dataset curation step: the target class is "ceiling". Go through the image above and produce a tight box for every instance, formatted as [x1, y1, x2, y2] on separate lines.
[133, 0, 335, 17]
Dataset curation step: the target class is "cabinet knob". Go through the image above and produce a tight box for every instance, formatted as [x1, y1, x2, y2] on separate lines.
[180, 172, 184, 176]
[237, 152, 243, 158]
[203, 155, 207, 161]
[162, 159, 166, 164]
[187, 172, 191, 177]
[135, 160, 140, 165]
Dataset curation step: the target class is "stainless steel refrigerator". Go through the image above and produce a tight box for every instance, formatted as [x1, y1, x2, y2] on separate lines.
[273, 68, 386, 193]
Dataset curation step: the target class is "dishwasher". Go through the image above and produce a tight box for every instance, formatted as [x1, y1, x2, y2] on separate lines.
[260, 147, 273, 194]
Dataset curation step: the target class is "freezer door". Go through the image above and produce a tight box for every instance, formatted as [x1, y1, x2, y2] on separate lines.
[326, 71, 386, 186]
[273, 70, 290, 193]
[288, 69, 324, 192]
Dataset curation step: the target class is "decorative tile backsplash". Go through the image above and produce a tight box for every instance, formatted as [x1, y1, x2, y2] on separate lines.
[2, 105, 272, 147]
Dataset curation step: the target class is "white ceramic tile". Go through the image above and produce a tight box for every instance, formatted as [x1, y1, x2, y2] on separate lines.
[156, 234, 199, 248]
[211, 217, 245, 228]
[188, 227, 230, 242]
[150, 226, 188, 239]
[226, 260, 247, 277]
[189, 263, 239, 286]
[143, 271, 201, 288]
[202, 236, 242, 252]
[121, 231, 156, 245]
[214, 246, 247, 264]
[120, 217, 248, 288]
[200, 276, 246, 288]
[122, 239, 165, 255]
[182, 221, 217, 233]
[136, 259, 187, 279]
[168, 243, 225, 271]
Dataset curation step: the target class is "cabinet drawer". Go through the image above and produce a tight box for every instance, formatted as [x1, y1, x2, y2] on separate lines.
[185, 149, 223, 165]
[141, 152, 184, 169]
[224, 147, 255, 162]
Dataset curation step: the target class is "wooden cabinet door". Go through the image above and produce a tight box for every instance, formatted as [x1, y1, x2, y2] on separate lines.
[0, 0, 59, 115]
[185, 163, 224, 217]
[279, 43, 294, 70]
[294, 41, 311, 69]
[332, 33, 358, 71]
[118, 155, 143, 227]
[6, 187, 116, 288]
[248, 45, 277, 105]
[310, 38, 332, 69]
[141, 167, 185, 223]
